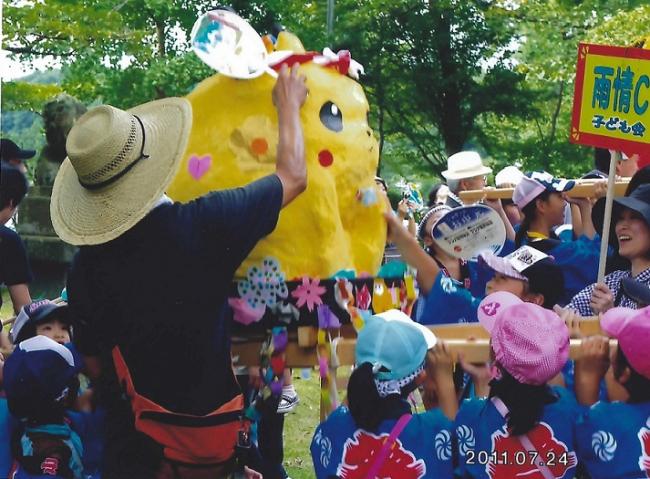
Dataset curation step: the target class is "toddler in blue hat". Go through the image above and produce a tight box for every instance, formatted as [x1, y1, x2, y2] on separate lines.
[6, 301, 104, 478]
[1, 300, 74, 477]
[9, 300, 72, 346]
[3, 335, 84, 478]
[311, 311, 456, 478]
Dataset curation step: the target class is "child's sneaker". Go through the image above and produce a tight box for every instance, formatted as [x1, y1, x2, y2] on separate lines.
[277, 386, 299, 414]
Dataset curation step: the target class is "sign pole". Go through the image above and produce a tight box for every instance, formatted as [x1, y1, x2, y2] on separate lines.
[597, 151, 619, 282]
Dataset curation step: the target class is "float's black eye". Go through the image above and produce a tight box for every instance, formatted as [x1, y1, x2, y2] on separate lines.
[319, 101, 343, 132]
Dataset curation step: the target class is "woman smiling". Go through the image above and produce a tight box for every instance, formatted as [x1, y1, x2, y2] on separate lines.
[567, 184, 650, 316]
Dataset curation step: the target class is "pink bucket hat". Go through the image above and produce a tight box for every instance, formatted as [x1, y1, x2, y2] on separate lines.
[477, 292, 570, 385]
[601, 306, 650, 380]
[477, 291, 524, 333]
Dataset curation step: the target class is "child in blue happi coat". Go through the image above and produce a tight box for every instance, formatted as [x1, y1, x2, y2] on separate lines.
[412, 205, 484, 324]
[388, 195, 565, 325]
[1, 299, 74, 478]
[386, 203, 534, 326]
[574, 306, 650, 478]
[455, 292, 579, 479]
[512, 171, 602, 304]
[311, 310, 456, 478]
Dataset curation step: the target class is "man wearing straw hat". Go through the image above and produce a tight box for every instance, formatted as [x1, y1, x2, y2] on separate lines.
[441, 151, 492, 208]
[50, 65, 307, 478]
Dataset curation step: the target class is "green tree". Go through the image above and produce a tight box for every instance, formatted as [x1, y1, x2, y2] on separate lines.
[2, 0, 218, 108]
[335, 1, 537, 174]
[4, 0, 647, 184]
[1, 81, 63, 113]
[476, 0, 649, 177]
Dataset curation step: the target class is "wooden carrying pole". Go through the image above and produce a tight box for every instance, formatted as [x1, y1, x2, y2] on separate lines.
[231, 319, 606, 367]
[232, 337, 615, 367]
[459, 179, 629, 203]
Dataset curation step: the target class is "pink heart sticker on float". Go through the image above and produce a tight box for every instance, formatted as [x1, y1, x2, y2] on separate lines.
[188, 154, 212, 180]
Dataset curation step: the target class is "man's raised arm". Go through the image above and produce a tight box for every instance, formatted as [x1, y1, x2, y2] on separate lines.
[273, 63, 308, 207]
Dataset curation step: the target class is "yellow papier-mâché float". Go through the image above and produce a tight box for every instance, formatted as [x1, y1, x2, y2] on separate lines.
[167, 31, 385, 280]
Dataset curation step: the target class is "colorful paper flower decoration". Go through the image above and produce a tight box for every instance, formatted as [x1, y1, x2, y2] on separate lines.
[291, 277, 327, 312]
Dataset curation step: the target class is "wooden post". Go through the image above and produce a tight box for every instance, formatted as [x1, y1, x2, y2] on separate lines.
[598, 152, 619, 282]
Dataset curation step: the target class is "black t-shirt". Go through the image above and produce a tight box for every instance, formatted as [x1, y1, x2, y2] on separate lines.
[67, 175, 283, 472]
[0, 225, 33, 309]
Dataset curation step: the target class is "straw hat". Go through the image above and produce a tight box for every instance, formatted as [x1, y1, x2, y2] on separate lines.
[50, 99, 192, 245]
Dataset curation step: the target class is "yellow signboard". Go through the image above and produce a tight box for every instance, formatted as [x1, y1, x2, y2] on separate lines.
[571, 43, 650, 153]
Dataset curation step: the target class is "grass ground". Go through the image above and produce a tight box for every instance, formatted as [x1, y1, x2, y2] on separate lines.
[284, 370, 320, 478]
[1, 290, 13, 334]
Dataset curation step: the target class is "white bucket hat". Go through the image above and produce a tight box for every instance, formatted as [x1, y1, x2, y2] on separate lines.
[441, 151, 492, 181]
[50, 98, 192, 245]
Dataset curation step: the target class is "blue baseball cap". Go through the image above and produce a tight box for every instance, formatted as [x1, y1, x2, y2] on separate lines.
[3, 336, 81, 420]
[355, 315, 428, 382]
[9, 299, 69, 344]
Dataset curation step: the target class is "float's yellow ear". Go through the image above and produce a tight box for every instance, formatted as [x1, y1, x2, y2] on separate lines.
[275, 31, 306, 53]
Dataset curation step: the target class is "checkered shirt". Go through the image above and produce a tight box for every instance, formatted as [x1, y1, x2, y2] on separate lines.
[567, 267, 650, 316]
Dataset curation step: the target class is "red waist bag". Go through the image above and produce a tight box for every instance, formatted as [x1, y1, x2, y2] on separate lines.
[112, 346, 247, 465]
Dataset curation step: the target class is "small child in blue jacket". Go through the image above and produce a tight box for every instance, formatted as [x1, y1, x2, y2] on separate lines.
[4, 336, 84, 478]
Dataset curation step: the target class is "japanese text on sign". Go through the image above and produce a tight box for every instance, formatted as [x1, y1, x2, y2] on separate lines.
[571, 43, 650, 152]
[591, 65, 648, 138]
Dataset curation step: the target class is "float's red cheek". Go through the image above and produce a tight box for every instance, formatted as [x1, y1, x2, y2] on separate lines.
[318, 149, 334, 167]
[251, 138, 268, 155]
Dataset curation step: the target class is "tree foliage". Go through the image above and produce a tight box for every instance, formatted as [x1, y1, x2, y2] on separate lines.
[476, 0, 649, 178]
[2, 0, 648, 185]
[2, 81, 63, 113]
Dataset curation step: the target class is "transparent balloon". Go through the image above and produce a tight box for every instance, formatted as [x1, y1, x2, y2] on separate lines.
[191, 9, 276, 79]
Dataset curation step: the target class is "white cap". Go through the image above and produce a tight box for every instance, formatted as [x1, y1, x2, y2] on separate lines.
[495, 166, 524, 188]
[442, 151, 492, 180]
